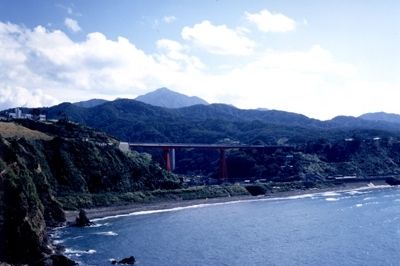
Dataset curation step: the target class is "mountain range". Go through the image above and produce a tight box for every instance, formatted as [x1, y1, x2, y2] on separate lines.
[3, 88, 400, 144]
[7, 98, 400, 180]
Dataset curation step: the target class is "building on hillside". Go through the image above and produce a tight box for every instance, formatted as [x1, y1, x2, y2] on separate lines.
[8, 108, 46, 121]
[8, 108, 23, 119]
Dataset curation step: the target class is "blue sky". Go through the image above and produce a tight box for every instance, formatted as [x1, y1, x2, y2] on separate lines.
[0, 0, 399, 119]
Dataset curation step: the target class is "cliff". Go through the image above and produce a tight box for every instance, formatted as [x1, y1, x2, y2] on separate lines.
[0, 121, 180, 264]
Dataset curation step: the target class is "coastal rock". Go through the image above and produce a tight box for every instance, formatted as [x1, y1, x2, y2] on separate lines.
[41, 254, 77, 266]
[50, 254, 78, 266]
[385, 177, 400, 186]
[75, 209, 93, 227]
[111, 256, 136, 264]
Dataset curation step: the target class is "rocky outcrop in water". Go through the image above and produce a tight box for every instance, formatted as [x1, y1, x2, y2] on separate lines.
[75, 209, 93, 227]
[111, 256, 136, 264]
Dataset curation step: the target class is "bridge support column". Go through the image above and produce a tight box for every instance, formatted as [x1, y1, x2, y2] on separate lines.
[163, 148, 172, 172]
[219, 148, 228, 180]
[171, 148, 176, 171]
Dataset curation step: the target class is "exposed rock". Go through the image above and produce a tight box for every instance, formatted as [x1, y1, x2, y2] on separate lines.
[40, 254, 78, 266]
[385, 177, 400, 186]
[49, 254, 78, 266]
[75, 209, 93, 227]
[111, 256, 136, 265]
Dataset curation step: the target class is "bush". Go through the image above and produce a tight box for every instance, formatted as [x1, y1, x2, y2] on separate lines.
[245, 184, 267, 196]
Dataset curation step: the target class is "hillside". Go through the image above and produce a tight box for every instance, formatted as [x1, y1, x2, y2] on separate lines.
[7, 100, 400, 179]
[0, 120, 180, 265]
[0, 122, 52, 140]
[73, 98, 108, 108]
[31, 99, 400, 145]
[359, 112, 400, 124]
[5, 98, 400, 146]
[136, 87, 208, 108]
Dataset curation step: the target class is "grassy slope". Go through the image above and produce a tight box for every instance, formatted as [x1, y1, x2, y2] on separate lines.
[0, 122, 52, 140]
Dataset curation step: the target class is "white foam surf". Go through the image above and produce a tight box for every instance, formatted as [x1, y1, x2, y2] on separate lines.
[92, 184, 396, 222]
[94, 231, 118, 236]
[322, 191, 341, 197]
[64, 248, 96, 255]
[325, 197, 339, 201]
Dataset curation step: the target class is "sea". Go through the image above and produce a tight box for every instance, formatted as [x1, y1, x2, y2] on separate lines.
[54, 185, 400, 266]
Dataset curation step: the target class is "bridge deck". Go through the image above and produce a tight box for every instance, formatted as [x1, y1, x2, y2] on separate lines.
[127, 142, 293, 149]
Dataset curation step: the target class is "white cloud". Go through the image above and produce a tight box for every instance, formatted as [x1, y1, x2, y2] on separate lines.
[0, 86, 57, 110]
[156, 39, 205, 70]
[181, 20, 255, 56]
[0, 21, 396, 119]
[64, 18, 81, 33]
[245, 9, 296, 32]
[163, 16, 177, 24]
[0, 22, 205, 109]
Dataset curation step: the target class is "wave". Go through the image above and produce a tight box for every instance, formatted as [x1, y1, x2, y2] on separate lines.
[322, 191, 341, 197]
[94, 231, 118, 236]
[64, 248, 96, 255]
[90, 222, 111, 228]
[325, 197, 339, 201]
[53, 239, 64, 245]
[93, 185, 396, 222]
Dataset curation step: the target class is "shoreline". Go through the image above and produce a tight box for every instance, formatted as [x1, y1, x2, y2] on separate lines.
[64, 180, 390, 223]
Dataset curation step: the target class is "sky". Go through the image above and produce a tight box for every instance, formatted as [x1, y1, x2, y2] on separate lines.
[0, 0, 399, 120]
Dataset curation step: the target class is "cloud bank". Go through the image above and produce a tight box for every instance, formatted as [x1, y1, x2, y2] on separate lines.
[0, 19, 393, 119]
[181, 20, 255, 56]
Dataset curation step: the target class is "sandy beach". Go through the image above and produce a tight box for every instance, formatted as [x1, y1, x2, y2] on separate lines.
[64, 181, 389, 223]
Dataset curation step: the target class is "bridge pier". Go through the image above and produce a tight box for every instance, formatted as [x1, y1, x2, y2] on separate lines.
[163, 147, 176, 172]
[219, 148, 228, 180]
[128, 143, 292, 178]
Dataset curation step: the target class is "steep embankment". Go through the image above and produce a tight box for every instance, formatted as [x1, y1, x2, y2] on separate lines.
[0, 142, 61, 264]
[0, 121, 180, 265]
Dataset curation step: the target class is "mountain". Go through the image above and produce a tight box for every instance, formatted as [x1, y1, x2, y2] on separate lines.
[9, 103, 400, 181]
[12, 99, 400, 148]
[4, 99, 400, 145]
[135, 87, 208, 108]
[359, 112, 400, 124]
[74, 98, 108, 108]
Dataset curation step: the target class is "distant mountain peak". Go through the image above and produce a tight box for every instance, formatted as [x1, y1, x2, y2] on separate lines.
[359, 112, 400, 124]
[135, 87, 208, 108]
[74, 99, 108, 108]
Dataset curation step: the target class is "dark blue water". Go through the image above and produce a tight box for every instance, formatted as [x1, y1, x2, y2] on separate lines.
[56, 186, 400, 266]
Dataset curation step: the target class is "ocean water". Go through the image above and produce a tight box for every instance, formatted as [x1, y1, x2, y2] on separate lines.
[56, 185, 400, 266]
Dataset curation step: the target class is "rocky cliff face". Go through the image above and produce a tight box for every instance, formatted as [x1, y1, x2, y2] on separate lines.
[0, 121, 180, 265]
[0, 138, 64, 264]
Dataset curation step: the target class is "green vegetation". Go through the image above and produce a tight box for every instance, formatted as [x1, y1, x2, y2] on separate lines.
[12, 99, 400, 179]
[58, 185, 250, 210]
[0, 120, 181, 264]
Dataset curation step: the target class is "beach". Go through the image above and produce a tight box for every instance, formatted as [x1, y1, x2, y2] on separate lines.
[64, 181, 389, 223]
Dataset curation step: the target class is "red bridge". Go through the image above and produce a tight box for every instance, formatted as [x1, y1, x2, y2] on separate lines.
[121, 142, 294, 180]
